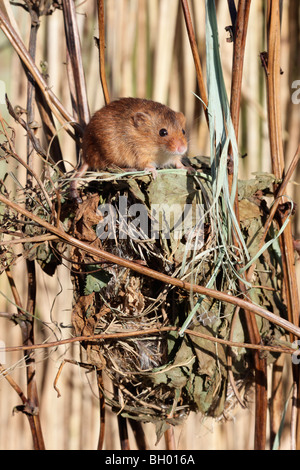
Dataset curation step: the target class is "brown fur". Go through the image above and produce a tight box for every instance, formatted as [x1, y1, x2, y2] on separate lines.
[70, 98, 188, 202]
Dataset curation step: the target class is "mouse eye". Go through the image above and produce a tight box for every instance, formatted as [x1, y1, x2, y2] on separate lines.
[159, 128, 168, 137]
[182, 129, 186, 135]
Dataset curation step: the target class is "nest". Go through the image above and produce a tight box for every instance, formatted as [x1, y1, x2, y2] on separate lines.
[1, 153, 285, 436]
[52, 157, 285, 435]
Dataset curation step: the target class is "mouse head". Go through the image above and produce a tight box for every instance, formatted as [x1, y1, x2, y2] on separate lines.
[132, 108, 188, 165]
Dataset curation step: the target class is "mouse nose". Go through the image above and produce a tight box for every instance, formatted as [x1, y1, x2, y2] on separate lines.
[176, 142, 188, 155]
[167, 137, 187, 155]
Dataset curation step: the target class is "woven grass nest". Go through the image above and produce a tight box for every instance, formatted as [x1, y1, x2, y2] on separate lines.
[58, 157, 284, 435]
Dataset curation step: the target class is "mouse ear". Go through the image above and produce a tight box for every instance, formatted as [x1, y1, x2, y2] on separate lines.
[176, 112, 186, 127]
[132, 112, 151, 128]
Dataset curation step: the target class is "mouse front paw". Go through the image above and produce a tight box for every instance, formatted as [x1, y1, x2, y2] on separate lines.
[186, 165, 196, 174]
[174, 159, 195, 174]
[144, 166, 158, 179]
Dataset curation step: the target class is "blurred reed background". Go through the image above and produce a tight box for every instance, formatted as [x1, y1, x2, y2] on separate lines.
[0, 0, 299, 450]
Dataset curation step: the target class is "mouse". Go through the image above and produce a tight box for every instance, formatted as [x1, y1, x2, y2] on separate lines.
[70, 97, 190, 203]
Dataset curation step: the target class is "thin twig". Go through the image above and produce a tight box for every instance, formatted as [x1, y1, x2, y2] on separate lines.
[1, 326, 297, 356]
[164, 427, 176, 450]
[97, 371, 106, 450]
[227, 306, 246, 408]
[62, 0, 90, 127]
[263, 1, 300, 449]
[114, 384, 130, 450]
[229, 0, 267, 450]
[0, 363, 28, 405]
[180, 0, 208, 123]
[230, 0, 251, 142]
[97, 0, 110, 105]
[0, 234, 59, 245]
[19, 6, 45, 449]
[128, 420, 149, 450]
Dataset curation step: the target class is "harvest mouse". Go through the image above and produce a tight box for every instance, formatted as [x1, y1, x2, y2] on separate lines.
[70, 97, 190, 203]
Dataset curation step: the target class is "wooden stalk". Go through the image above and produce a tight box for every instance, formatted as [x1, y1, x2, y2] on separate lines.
[62, 0, 90, 128]
[180, 0, 208, 123]
[228, 0, 268, 450]
[97, 0, 110, 105]
[22, 5, 45, 450]
[264, 0, 300, 449]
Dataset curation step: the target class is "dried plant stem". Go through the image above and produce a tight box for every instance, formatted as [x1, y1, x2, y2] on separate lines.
[62, 0, 90, 128]
[227, 0, 237, 27]
[264, 0, 300, 449]
[0, 362, 42, 446]
[0, 234, 58, 245]
[21, 7, 45, 450]
[5, 265, 45, 449]
[230, 0, 251, 142]
[266, 0, 284, 175]
[97, 0, 110, 105]
[97, 371, 106, 450]
[265, 2, 299, 331]
[291, 381, 299, 450]
[2, 325, 297, 357]
[5, 266, 23, 314]
[0, 363, 27, 405]
[228, 0, 267, 449]
[227, 307, 246, 408]
[114, 384, 130, 450]
[270, 354, 285, 449]
[180, 0, 208, 122]
[23, 261, 45, 450]
[129, 420, 149, 450]
[164, 427, 176, 450]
